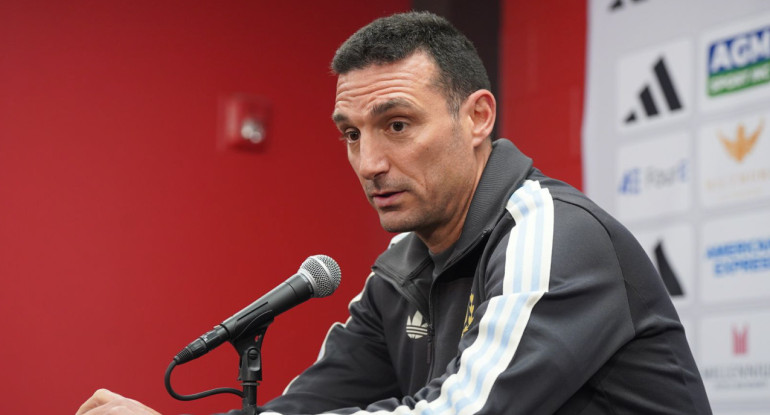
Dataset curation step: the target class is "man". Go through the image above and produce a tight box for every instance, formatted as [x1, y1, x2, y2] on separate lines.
[78, 11, 711, 415]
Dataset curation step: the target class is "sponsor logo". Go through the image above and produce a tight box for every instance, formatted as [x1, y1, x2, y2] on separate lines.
[618, 168, 642, 194]
[631, 223, 694, 307]
[703, 167, 770, 192]
[405, 311, 428, 340]
[702, 363, 770, 391]
[654, 240, 684, 296]
[617, 39, 691, 132]
[624, 57, 684, 124]
[609, 0, 647, 12]
[702, 359, 770, 392]
[700, 311, 770, 397]
[733, 325, 749, 356]
[615, 131, 691, 221]
[719, 119, 763, 163]
[617, 159, 688, 195]
[700, 211, 770, 304]
[707, 25, 770, 97]
[705, 238, 770, 277]
[462, 293, 475, 335]
[699, 113, 770, 207]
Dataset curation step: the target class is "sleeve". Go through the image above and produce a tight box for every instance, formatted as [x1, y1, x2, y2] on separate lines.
[264, 180, 635, 415]
[438, 183, 637, 414]
[261, 274, 403, 414]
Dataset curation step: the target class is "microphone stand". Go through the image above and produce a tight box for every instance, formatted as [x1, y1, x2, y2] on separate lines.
[230, 317, 273, 415]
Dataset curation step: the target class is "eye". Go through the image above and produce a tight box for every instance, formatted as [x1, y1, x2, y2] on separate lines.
[389, 121, 407, 133]
[342, 128, 360, 143]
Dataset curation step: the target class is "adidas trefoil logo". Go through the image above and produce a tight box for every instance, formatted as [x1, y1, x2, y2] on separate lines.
[719, 119, 763, 163]
[405, 311, 429, 339]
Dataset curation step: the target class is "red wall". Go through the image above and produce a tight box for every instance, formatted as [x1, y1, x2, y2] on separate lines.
[500, 0, 586, 190]
[0, 1, 587, 414]
[0, 2, 407, 414]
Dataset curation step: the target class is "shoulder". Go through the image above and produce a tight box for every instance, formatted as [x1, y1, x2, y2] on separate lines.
[484, 174, 641, 286]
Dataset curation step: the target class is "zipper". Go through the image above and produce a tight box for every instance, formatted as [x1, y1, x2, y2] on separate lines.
[373, 259, 431, 317]
[426, 276, 436, 372]
[374, 230, 491, 377]
[426, 323, 435, 365]
[424, 229, 490, 377]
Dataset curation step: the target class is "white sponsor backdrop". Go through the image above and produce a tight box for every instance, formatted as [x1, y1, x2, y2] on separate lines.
[631, 222, 696, 307]
[698, 111, 770, 208]
[584, 1, 770, 413]
[699, 309, 770, 402]
[701, 210, 770, 304]
[616, 131, 692, 221]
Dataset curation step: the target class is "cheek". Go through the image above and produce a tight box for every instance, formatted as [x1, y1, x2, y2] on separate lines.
[347, 153, 369, 189]
[427, 150, 468, 194]
[410, 155, 444, 194]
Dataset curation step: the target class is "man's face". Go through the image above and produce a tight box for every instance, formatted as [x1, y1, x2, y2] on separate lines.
[332, 52, 481, 247]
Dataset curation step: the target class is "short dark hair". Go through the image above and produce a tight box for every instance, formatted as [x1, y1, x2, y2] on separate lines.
[332, 11, 491, 114]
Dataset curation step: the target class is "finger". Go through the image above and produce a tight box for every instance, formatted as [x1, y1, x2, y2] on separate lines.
[101, 397, 162, 415]
[75, 389, 123, 415]
[121, 397, 162, 415]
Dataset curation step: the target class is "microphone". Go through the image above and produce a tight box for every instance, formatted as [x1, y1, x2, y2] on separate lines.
[174, 255, 341, 364]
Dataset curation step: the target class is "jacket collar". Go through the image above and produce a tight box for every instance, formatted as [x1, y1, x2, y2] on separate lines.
[372, 139, 533, 283]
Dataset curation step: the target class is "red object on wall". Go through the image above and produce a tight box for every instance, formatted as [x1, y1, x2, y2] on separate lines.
[0, 2, 407, 414]
[499, 0, 586, 190]
[218, 93, 272, 152]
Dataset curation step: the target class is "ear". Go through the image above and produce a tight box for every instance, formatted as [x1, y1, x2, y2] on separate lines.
[462, 89, 496, 148]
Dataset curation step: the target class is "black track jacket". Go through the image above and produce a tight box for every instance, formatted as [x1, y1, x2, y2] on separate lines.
[260, 139, 712, 414]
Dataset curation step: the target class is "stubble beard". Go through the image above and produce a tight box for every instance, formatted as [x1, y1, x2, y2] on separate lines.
[378, 206, 439, 235]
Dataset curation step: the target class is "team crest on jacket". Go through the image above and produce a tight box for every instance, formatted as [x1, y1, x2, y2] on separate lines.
[405, 311, 428, 339]
[462, 293, 475, 335]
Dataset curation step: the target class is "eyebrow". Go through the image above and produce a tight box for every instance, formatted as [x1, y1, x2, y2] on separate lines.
[331, 98, 415, 125]
[331, 112, 348, 124]
[370, 98, 414, 118]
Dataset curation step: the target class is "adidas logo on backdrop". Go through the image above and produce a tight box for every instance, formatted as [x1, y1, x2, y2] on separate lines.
[617, 39, 692, 132]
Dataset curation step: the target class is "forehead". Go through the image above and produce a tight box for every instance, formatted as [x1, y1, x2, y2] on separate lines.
[333, 52, 443, 120]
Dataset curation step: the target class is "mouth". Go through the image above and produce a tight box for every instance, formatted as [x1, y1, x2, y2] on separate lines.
[371, 190, 404, 209]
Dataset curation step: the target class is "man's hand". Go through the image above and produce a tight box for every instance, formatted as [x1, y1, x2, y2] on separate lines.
[76, 389, 161, 415]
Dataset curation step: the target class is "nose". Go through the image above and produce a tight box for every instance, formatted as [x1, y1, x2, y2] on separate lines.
[354, 135, 389, 180]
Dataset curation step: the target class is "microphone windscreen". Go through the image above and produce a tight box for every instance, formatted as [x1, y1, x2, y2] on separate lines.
[300, 255, 341, 297]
